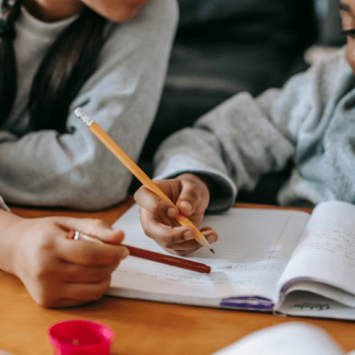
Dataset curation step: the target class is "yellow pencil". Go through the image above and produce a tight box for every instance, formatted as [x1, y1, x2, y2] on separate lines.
[74, 108, 214, 253]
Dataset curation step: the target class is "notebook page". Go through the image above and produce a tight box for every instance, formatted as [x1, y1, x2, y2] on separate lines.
[109, 205, 309, 304]
[212, 322, 345, 355]
[275, 291, 355, 320]
[277, 201, 355, 297]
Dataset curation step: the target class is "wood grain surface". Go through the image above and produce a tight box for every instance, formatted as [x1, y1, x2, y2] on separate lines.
[1, 198, 354, 355]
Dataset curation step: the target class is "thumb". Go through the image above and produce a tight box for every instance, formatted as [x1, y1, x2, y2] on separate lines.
[60, 217, 125, 244]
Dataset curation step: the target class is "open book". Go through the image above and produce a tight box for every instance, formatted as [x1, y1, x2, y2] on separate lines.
[213, 322, 355, 355]
[108, 200, 355, 320]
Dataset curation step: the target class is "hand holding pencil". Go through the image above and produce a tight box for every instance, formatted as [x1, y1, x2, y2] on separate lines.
[74, 108, 218, 256]
[134, 174, 218, 256]
[68, 230, 211, 273]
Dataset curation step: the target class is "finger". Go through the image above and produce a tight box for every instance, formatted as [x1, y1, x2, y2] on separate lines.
[139, 204, 180, 230]
[55, 236, 129, 266]
[165, 238, 201, 251]
[165, 229, 218, 255]
[164, 245, 202, 256]
[165, 230, 218, 251]
[176, 180, 206, 217]
[60, 262, 119, 283]
[55, 217, 125, 243]
[201, 229, 219, 244]
[140, 213, 197, 247]
[134, 185, 179, 218]
[63, 277, 111, 301]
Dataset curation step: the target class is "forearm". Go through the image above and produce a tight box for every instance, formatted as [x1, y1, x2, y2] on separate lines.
[154, 127, 237, 213]
[0, 132, 127, 209]
[0, 0, 177, 210]
[154, 87, 301, 206]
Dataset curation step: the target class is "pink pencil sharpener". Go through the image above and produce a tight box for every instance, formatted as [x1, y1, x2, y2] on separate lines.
[48, 319, 114, 355]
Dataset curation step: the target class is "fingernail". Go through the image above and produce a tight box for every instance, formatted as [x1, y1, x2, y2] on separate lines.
[179, 201, 192, 214]
[200, 226, 212, 232]
[114, 230, 125, 242]
[183, 229, 196, 240]
[167, 207, 178, 217]
[207, 233, 218, 244]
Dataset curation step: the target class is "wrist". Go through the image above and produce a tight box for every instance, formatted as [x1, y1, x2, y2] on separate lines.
[0, 210, 24, 275]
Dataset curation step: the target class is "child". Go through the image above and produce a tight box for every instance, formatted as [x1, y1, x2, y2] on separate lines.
[0, 0, 177, 210]
[0, 195, 129, 307]
[0, 0, 177, 307]
[134, 0, 355, 255]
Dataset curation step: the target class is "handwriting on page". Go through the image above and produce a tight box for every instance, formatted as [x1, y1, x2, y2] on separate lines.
[302, 228, 355, 266]
[277, 201, 355, 303]
[279, 226, 355, 297]
[112, 258, 256, 299]
[112, 205, 309, 301]
[294, 302, 330, 311]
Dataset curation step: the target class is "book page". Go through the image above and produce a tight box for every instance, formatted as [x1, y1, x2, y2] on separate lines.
[212, 322, 346, 355]
[108, 204, 309, 307]
[277, 201, 355, 300]
[275, 291, 355, 320]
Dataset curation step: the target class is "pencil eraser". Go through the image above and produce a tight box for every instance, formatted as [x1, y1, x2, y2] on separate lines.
[48, 319, 114, 355]
[74, 108, 93, 127]
[73, 107, 85, 116]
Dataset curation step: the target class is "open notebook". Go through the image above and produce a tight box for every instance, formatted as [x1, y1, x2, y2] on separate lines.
[108, 200, 355, 320]
[213, 322, 355, 355]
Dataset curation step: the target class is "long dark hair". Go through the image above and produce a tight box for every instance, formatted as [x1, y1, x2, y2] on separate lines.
[0, 0, 109, 133]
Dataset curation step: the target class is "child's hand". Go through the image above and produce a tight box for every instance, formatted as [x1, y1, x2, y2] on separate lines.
[4, 216, 129, 308]
[134, 173, 218, 255]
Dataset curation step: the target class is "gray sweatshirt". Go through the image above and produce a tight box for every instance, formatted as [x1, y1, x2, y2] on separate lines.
[154, 47, 355, 212]
[0, 0, 178, 210]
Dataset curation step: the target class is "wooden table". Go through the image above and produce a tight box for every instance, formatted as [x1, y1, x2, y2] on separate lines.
[1, 198, 354, 355]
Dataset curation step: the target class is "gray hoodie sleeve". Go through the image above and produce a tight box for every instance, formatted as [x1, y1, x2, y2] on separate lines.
[154, 48, 352, 212]
[0, 0, 178, 210]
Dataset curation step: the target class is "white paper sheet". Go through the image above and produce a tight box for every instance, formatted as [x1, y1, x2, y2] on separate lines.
[108, 205, 309, 306]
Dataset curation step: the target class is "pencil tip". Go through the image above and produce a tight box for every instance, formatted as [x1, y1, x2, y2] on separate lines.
[210, 249, 215, 254]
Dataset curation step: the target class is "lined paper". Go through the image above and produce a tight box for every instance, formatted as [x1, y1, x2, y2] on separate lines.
[278, 201, 355, 297]
[109, 205, 309, 304]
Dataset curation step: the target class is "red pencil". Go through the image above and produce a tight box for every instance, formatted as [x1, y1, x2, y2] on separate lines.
[67, 230, 211, 274]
